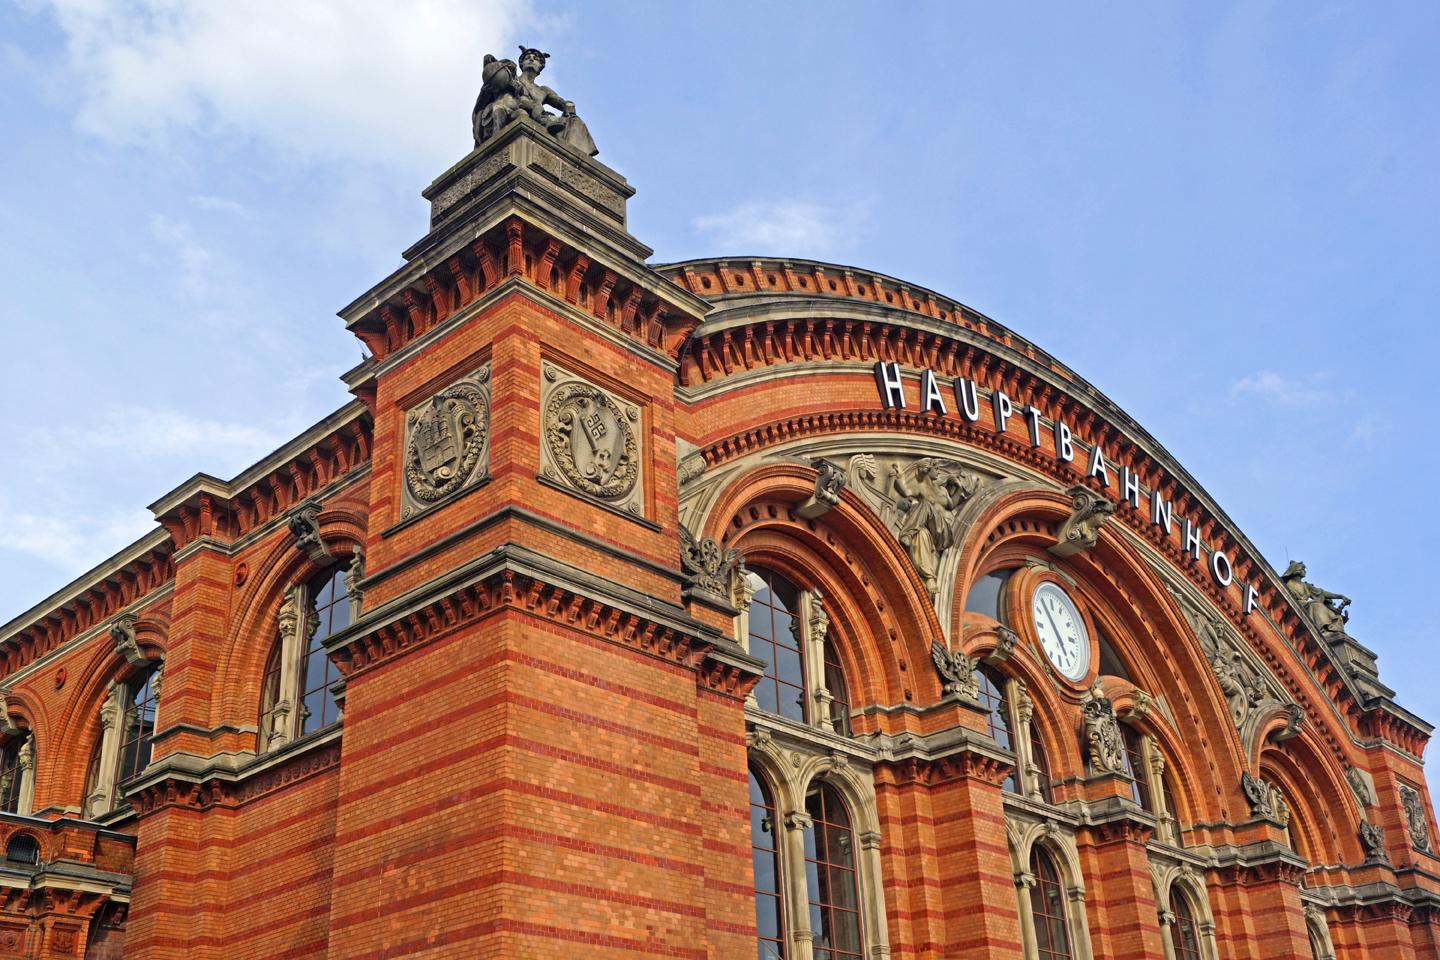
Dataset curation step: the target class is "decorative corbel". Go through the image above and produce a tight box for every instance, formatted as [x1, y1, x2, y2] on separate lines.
[288, 500, 330, 564]
[797, 458, 847, 519]
[1050, 484, 1116, 558]
[984, 625, 1019, 665]
[110, 614, 148, 667]
[1120, 688, 1153, 722]
[1274, 703, 1303, 741]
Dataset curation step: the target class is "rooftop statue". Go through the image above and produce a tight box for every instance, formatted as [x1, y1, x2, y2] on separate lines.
[1281, 561, 1351, 641]
[472, 47, 599, 157]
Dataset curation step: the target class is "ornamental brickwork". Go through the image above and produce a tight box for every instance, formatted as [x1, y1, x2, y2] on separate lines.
[0, 59, 1435, 960]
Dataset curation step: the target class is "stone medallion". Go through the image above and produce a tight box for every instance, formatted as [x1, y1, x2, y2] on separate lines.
[401, 365, 491, 519]
[540, 360, 644, 517]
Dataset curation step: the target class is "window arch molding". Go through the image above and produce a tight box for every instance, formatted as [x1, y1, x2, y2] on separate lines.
[0, 695, 39, 816]
[1257, 742, 1352, 866]
[1151, 866, 1221, 960]
[1095, 682, 1209, 841]
[1006, 823, 1095, 960]
[697, 464, 942, 705]
[75, 654, 164, 818]
[210, 510, 364, 732]
[747, 731, 891, 960]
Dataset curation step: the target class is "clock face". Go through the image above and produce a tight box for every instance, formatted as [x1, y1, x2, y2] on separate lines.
[1031, 582, 1090, 681]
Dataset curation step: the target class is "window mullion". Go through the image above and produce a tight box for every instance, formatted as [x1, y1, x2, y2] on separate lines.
[803, 590, 833, 731]
[273, 584, 308, 747]
[91, 680, 127, 815]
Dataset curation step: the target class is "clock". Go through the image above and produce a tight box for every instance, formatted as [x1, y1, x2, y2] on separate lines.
[1030, 581, 1090, 681]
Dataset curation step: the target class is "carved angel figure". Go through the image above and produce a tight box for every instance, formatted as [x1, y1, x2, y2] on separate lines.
[472, 47, 598, 156]
[888, 458, 978, 596]
[1280, 561, 1351, 641]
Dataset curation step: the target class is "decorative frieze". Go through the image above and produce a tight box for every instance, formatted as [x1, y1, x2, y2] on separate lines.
[539, 360, 644, 518]
[401, 365, 492, 520]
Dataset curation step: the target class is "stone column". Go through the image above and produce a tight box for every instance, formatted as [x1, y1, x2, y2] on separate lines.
[267, 586, 306, 749]
[1143, 739, 1175, 844]
[1010, 679, 1038, 799]
[1157, 908, 1179, 960]
[89, 681, 125, 816]
[783, 809, 817, 960]
[16, 736, 34, 816]
[1015, 869, 1040, 957]
[804, 590, 835, 731]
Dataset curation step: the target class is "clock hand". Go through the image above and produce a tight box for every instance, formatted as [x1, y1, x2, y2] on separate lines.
[1040, 603, 1065, 649]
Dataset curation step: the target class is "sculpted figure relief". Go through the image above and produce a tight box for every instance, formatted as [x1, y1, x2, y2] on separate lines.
[1281, 561, 1352, 641]
[473, 47, 599, 156]
[849, 456, 978, 597]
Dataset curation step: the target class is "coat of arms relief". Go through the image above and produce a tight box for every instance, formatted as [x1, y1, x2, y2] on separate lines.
[540, 360, 644, 517]
[401, 365, 492, 519]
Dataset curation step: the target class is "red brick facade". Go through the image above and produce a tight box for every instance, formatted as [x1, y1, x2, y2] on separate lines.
[0, 114, 1436, 959]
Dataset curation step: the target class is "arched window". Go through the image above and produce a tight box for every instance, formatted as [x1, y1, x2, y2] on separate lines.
[300, 567, 350, 736]
[747, 568, 807, 723]
[750, 769, 786, 959]
[258, 644, 284, 750]
[976, 665, 1018, 794]
[804, 782, 863, 960]
[118, 665, 160, 783]
[1163, 776, 1184, 847]
[1095, 627, 1132, 681]
[4, 834, 38, 866]
[1120, 725, 1151, 810]
[965, 569, 1013, 620]
[0, 733, 30, 814]
[1170, 889, 1203, 960]
[823, 637, 851, 737]
[1029, 846, 1073, 960]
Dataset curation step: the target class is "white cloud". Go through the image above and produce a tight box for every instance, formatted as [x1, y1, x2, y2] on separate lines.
[188, 194, 251, 217]
[1228, 370, 1335, 407]
[49, 405, 296, 469]
[149, 213, 221, 300]
[0, 495, 154, 580]
[24, 0, 539, 173]
[693, 200, 869, 258]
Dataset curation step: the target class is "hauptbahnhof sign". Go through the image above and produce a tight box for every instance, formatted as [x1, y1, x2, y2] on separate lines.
[874, 361, 1263, 616]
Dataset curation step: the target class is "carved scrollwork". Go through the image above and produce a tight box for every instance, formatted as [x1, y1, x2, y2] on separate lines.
[797, 457, 847, 519]
[930, 640, 980, 705]
[1082, 686, 1127, 776]
[1050, 484, 1115, 558]
[110, 614, 148, 667]
[287, 500, 330, 563]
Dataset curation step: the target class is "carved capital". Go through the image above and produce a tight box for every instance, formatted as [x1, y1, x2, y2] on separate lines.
[859, 830, 881, 851]
[1014, 870, 1037, 889]
[1050, 484, 1116, 557]
[785, 810, 814, 832]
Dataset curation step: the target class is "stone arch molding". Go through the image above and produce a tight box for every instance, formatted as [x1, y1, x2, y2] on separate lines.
[746, 725, 891, 960]
[680, 429, 1039, 639]
[1149, 860, 1222, 960]
[1005, 817, 1096, 960]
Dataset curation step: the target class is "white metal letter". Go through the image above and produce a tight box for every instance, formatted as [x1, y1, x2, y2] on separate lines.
[955, 377, 981, 422]
[874, 361, 906, 409]
[920, 369, 947, 415]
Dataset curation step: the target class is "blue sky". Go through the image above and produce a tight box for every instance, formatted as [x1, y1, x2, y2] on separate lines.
[1, 2, 1437, 727]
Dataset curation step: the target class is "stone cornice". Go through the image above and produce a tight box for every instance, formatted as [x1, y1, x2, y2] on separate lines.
[323, 543, 763, 695]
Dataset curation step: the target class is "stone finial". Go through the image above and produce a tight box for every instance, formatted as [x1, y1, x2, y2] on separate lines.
[1081, 688, 1126, 776]
[930, 640, 980, 705]
[679, 524, 738, 599]
[1050, 484, 1116, 558]
[111, 614, 148, 667]
[797, 458, 847, 519]
[472, 48, 599, 156]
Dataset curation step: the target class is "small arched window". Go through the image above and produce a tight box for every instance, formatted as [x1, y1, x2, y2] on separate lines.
[804, 782, 863, 960]
[823, 636, 851, 737]
[747, 568, 807, 723]
[300, 567, 350, 736]
[118, 665, 160, 784]
[1163, 776, 1184, 847]
[4, 833, 38, 866]
[976, 665, 1018, 794]
[749, 769, 786, 959]
[1029, 720, 1053, 804]
[1029, 846, 1073, 960]
[1170, 889, 1203, 960]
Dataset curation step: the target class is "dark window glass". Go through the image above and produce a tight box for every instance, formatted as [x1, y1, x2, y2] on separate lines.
[976, 666, 1018, 794]
[747, 568, 807, 724]
[823, 638, 851, 737]
[965, 569, 1012, 620]
[1121, 725, 1151, 810]
[1029, 847, 1073, 960]
[83, 739, 103, 814]
[4, 834, 38, 865]
[804, 783, 862, 960]
[1096, 627, 1132, 681]
[1171, 890, 1203, 960]
[118, 666, 160, 784]
[750, 769, 786, 960]
[259, 643, 283, 749]
[1029, 721, 1053, 804]
[299, 567, 349, 736]
[0, 735, 26, 813]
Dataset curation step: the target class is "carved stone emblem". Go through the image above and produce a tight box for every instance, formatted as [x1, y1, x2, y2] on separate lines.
[679, 524, 737, 599]
[402, 366, 491, 518]
[1359, 821, 1389, 863]
[797, 458, 847, 519]
[930, 640, 980, 705]
[1050, 484, 1115, 558]
[540, 362, 643, 516]
[1241, 771, 1286, 823]
[1400, 784, 1431, 852]
[1082, 686, 1127, 776]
